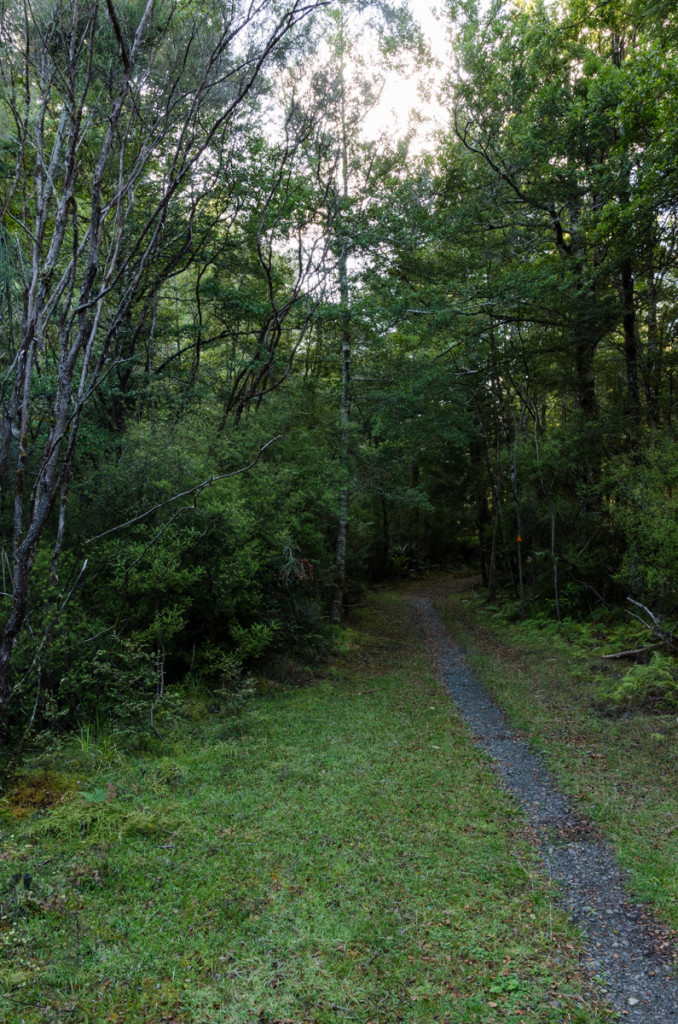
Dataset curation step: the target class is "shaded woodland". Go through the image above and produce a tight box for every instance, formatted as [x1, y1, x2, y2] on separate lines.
[2, 0, 678, 751]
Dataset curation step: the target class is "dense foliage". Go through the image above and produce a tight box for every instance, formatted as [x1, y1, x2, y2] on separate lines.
[2, 0, 678, 750]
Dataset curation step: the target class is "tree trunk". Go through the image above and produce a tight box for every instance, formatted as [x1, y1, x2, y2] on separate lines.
[478, 493, 490, 588]
[551, 504, 561, 624]
[330, 240, 351, 625]
[621, 257, 641, 424]
[645, 268, 661, 423]
[509, 447, 525, 622]
[330, 24, 351, 626]
[575, 334, 598, 421]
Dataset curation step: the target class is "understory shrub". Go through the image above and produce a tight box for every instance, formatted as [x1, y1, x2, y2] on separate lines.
[607, 437, 678, 610]
[605, 652, 678, 713]
[2, 380, 343, 746]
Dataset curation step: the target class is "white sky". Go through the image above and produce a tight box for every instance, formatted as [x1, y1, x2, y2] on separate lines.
[361, 1, 450, 152]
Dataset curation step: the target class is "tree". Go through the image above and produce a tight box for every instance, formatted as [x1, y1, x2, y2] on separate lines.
[0, 0, 332, 726]
[288, 0, 423, 622]
[408, 0, 678, 609]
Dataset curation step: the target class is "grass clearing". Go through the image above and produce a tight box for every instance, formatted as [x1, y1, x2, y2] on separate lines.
[430, 575, 678, 933]
[1, 588, 610, 1023]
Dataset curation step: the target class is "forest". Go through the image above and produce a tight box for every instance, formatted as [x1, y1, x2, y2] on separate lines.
[1, 0, 678, 754]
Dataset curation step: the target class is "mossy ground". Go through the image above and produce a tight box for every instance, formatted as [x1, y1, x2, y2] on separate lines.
[1, 587, 611, 1023]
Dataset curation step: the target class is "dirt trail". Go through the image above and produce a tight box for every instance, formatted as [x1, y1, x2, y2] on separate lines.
[412, 590, 678, 1022]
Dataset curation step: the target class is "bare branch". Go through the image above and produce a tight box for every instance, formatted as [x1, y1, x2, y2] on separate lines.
[625, 598, 678, 656]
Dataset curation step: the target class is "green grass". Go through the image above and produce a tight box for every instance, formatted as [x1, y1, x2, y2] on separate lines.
[431, 576, 678, 931]
[0, 589, 611, 1023]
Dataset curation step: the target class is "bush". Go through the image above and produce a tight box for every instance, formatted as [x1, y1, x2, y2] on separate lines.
[607, 437, 678, 609]
[606, 652, 678, 713]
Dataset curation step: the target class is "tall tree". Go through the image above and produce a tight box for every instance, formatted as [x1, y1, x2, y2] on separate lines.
[293, 0, 422, 622]
[0, 0, 332, 726]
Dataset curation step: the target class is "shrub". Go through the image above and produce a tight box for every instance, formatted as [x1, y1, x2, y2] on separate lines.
[607, 652, 678, 713]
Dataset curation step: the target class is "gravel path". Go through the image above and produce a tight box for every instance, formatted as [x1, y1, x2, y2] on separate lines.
[412, 593, 678, 1022]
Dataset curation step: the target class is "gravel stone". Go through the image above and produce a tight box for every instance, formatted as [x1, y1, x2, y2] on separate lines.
[413, 593, 678, 1022]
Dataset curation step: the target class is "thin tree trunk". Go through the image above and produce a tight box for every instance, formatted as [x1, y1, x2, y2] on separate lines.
[621, 257, 641, 424]
[330, 240, 351, 625]
[489, 510, 498, 600]
[645, 267, 661, 423]
[330, 23, 351, 626]
[551, 504, 561, 624]
[510, 459, 525, 622]
[575, 333, 598, 421]
[478, 494, 489, 588]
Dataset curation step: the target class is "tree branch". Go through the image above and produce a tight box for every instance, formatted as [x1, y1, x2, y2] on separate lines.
[85, 436, 282, 545]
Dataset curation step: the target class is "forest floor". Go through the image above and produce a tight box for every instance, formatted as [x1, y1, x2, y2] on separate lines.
[1, 578, 677, 1022]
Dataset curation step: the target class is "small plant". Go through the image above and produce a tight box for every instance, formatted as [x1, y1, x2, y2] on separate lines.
[388, 542, 423, 577]
[77, 724, 95, 758]
[607, 652, 678, 712]
[59, 638, 157, 740]
[97, 733, 119, 764]
[230, 621, 277, 660]
[77, 725, 121, 766]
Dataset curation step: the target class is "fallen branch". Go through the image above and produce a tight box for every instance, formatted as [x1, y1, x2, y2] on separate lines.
[601, 643, 663, 660]
[624, 598, 678, 656]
